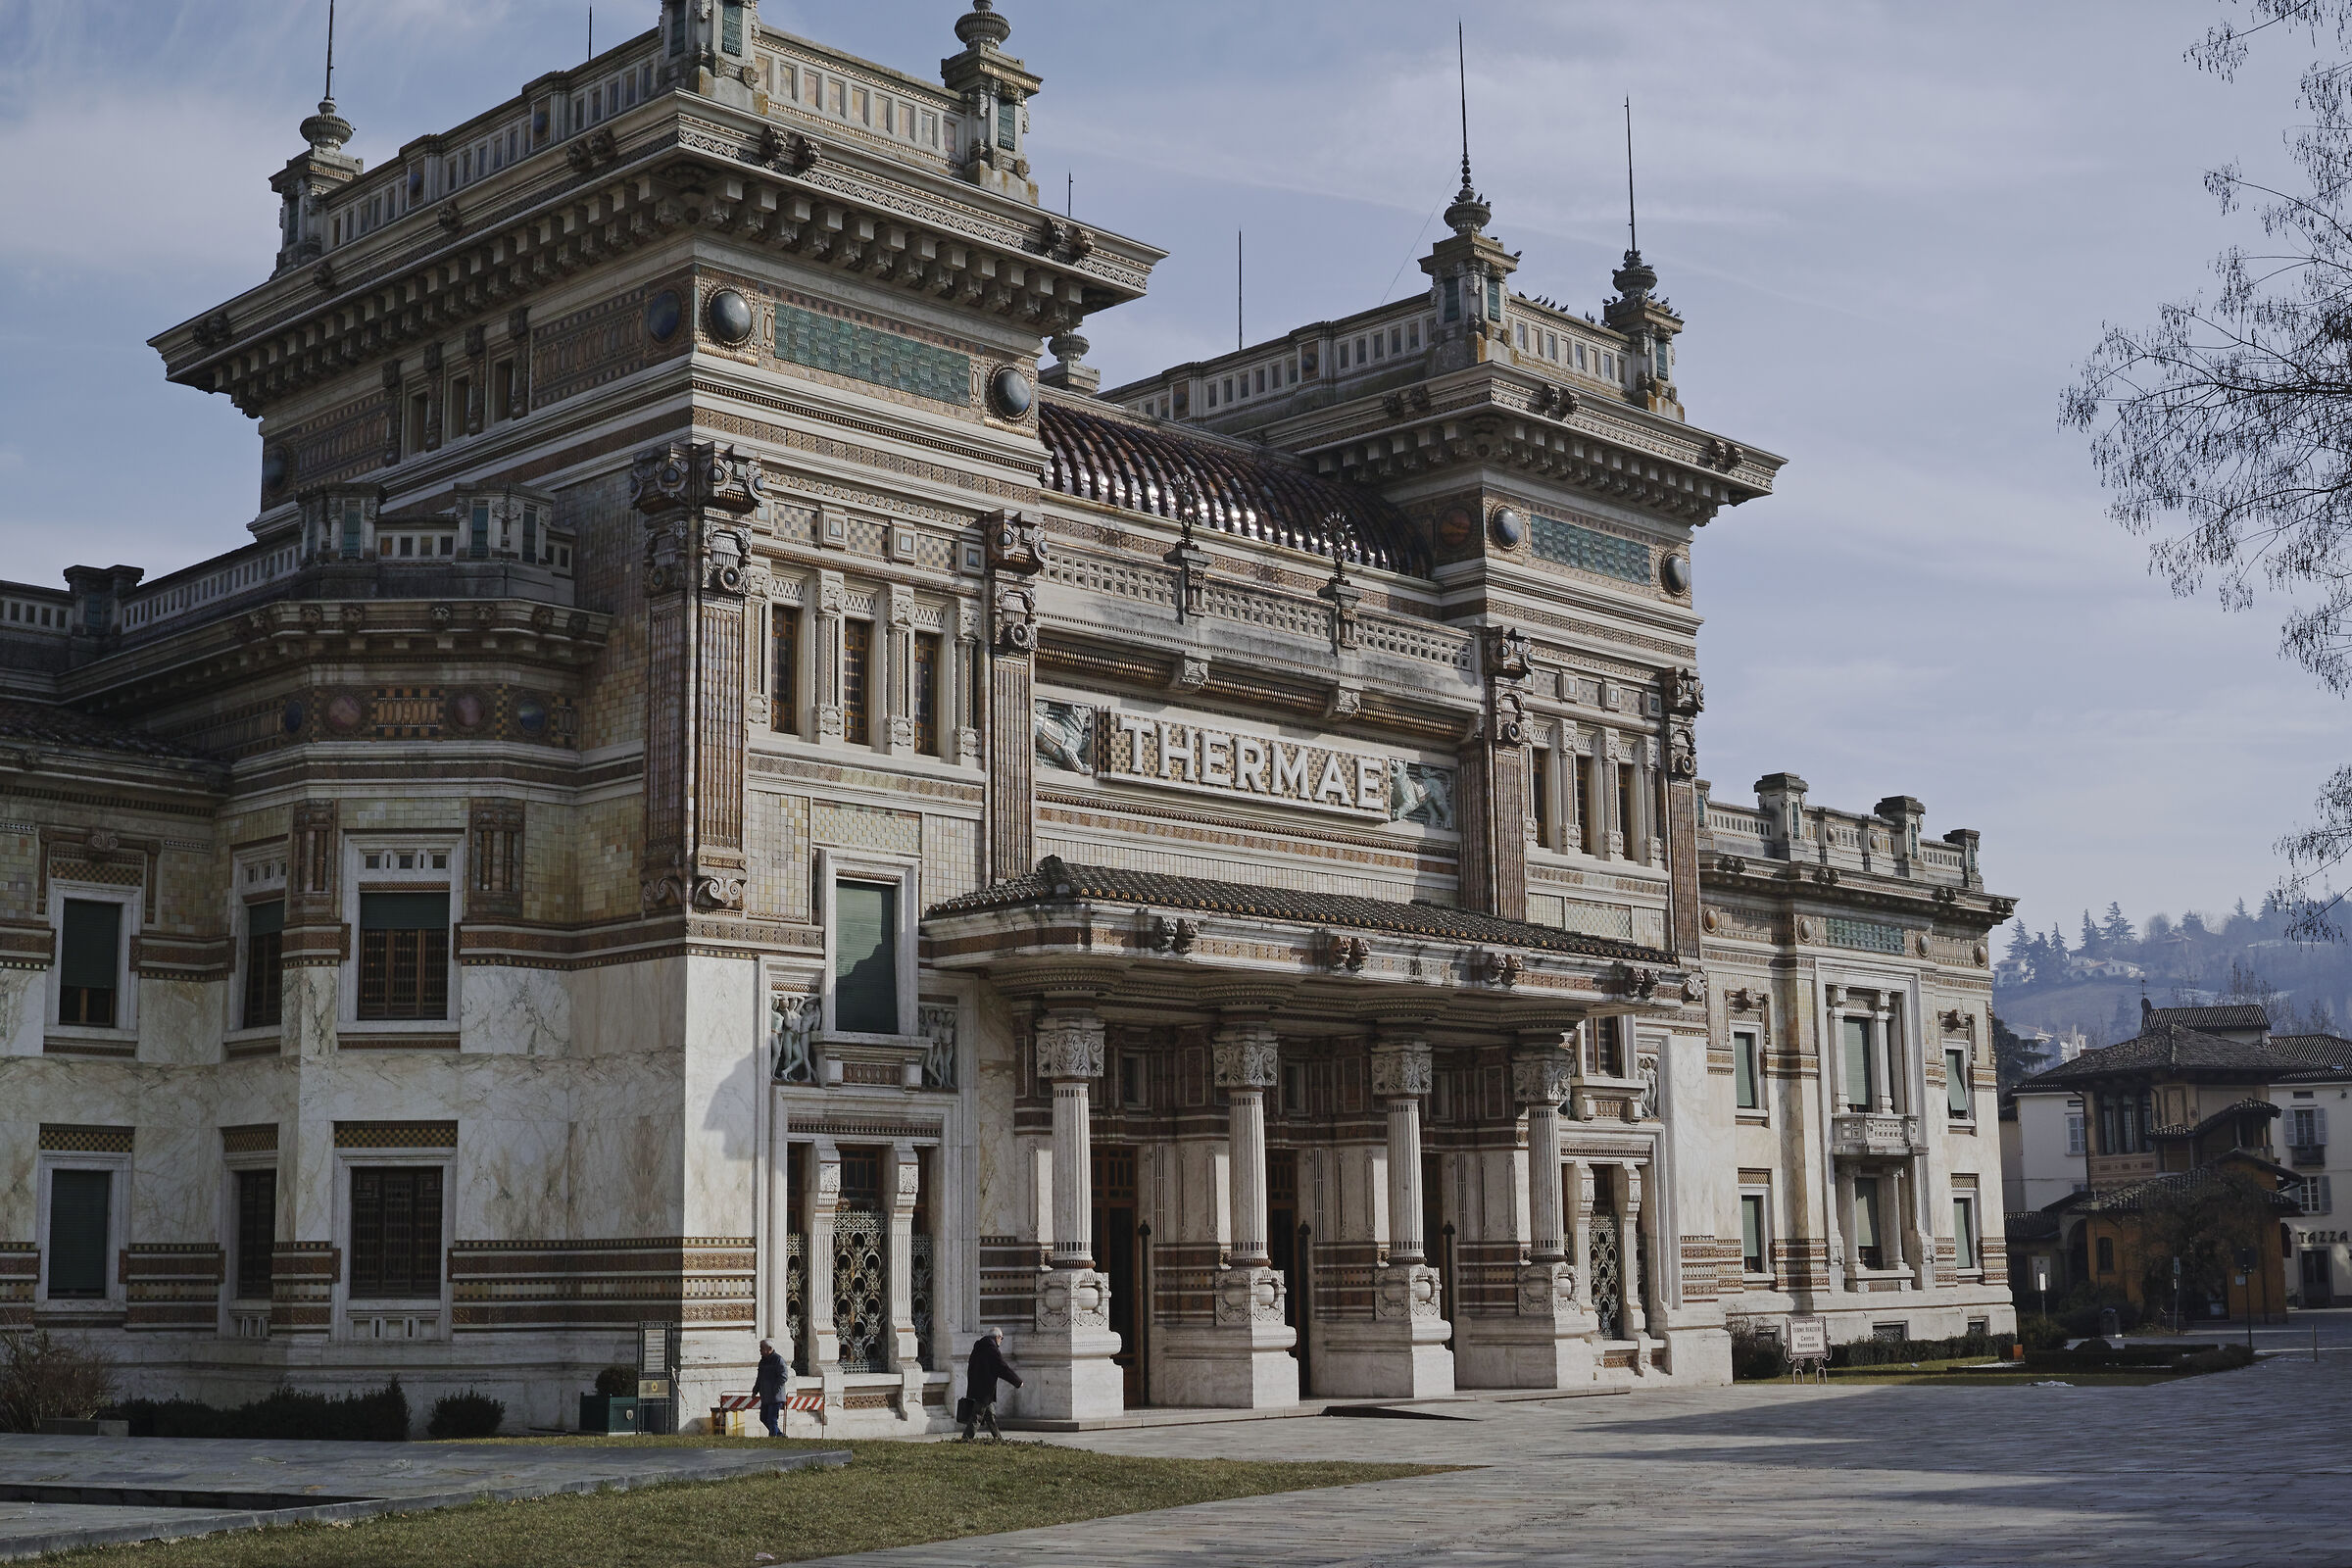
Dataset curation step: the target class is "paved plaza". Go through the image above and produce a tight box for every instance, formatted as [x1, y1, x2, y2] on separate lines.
[0, 1435, 845, 1560]
[810, 1341, 2352, 1568]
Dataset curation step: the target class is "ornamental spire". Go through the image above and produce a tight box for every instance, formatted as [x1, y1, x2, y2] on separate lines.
[1444, 20, 1491, 236]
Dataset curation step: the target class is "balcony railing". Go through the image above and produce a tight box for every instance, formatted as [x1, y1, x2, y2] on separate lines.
[1832, 1111, 1924, 1158]
[2292, 1145, 2328, 1169]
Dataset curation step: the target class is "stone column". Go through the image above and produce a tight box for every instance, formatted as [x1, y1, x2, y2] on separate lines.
[808, 1143, 844, 1417]
[1020, 1007, 1123, 1420]
[1496, 1037, 1593, 1388]
[1176, 1021, 1298, 1407]
[1618, 1162, 1647, 1351]
[886, 1144, 927, 1417]
[1872, 1004, 1896, 1115]
[1342, 1037, 1453, 1396]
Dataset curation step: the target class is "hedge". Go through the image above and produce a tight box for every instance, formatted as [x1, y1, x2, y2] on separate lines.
[110, 1379, 410, 1441]
[1829, 1331, 2018, 1368]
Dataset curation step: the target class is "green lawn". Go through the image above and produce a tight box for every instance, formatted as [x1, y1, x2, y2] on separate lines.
[40, 1435, 1446, 1568]
[1790, 1354, 2199, 1388]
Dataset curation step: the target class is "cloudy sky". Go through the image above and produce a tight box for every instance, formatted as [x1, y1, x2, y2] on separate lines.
[0, 0, 2332, 940]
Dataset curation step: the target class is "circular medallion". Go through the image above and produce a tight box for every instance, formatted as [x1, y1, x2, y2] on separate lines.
[262, 448, 290, 492]
[1661, 554, 1691, 595]
[280, 700, 306, 735]
[705, 287, 754, 345]
[1701, 907, 1721, 934]
[989, 365, 1034, 418]
[324, 693, 364, 733]
[1436, 507, 1475, 549]
[1797, 917, 1817, 943]
[1489, 506, 1525, 549]
[1916, 933, 1932, 956]
[514, 697, 549, 736]
[447, 691, 487, 731]
[1974, 942, 1989, 967]
[646, 288, 682, 342]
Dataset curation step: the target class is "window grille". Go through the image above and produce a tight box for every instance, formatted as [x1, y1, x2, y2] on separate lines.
[235, 1169, 276, 1299]
[357, 891, 450, 1020]
[1589, 1210, 1623, 1339]
[832, 1210, 888, 1372]
[842, 620, 872, 745]
[349, 1167, 442, 1298]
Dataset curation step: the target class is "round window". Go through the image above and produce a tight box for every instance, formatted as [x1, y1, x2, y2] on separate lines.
[705, 287, 755, 346]
[646, 289, 683, 342]
[990, 366, 1034, 418]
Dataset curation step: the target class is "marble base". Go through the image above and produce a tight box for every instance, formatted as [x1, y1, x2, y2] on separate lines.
[1005, 1268, 1125, 1421]
[1455, 1263, 1597, 1389]
[1313, 1264, 1453, 1398]
[1154, 1270, 1299, 1407]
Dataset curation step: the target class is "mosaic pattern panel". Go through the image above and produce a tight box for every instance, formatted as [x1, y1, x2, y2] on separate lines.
[776, 304, 971, 406]
[1531, 514, 1650, 584]
[1825, 917, 1906, 955]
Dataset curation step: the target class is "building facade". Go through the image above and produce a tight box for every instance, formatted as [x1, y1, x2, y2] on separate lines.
[0, 0, 2015, 1434]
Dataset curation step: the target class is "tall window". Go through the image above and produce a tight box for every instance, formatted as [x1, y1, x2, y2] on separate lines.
[235, 1168, 276, 1300]
[912, 632, 941, 755]
[996, 97, 1017, 150]
[834, 883, 898, 1034]
[46, 1170, 111, 1298]
[2066, 1111, 2086, 1156]
[1944, 1046, 1973, 1119]
[1852, 1176, 1884, 1271]
[57, 899, 122, 1027]
[1740, 1193, 1767, 1275]
[242, 898, 284, 1030]
[491, 359, 514, 422]
[349, 1167, 443, 1298]
[1565, 752, 1584, 848]
[2096, 1235, 2115, 1273]
[2291, 1105, 2329, 1152]
[1615, 763, 1637, 854]
[1531, 750, 1553, 847]
[1733, 1028, 1762, 1111]
[720, 0, 744, 53]
[1952, 1197, 1978, 1272]
[1841, 1017, 1874, 1112]
[357, 891, 450, 1020]
[770, 606, 801, 734]
[842, 620, 873, 745]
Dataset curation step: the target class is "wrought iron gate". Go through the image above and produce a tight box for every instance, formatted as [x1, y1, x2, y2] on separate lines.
[833, 1210, 888, 1372]
[785, 1232, 808, 1374]
[1591, 1212, 1624, 1340]
[910, 1232, 935, 1370]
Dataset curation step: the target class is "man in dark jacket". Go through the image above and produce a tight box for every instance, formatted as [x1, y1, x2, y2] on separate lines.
[753, 1338, 787, 1437]
[960, 1326, 1022, 1442]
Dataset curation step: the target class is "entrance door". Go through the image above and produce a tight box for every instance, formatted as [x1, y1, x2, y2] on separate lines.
[1267, 1148, 1300, 1354]
[2304, 1247, 2334, 1308]
[1422, 1151, 1452, 1347]
[1092, 1145, 1141, 1407]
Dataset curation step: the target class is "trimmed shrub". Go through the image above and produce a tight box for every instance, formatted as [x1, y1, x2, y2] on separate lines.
[1730, 1326, 1788, 1381]
[2180, 1344, 2256, 1374]
[594, 1365, 638, 1397]
[426, 1389, 505, 1439]
[111, 1379, 410, 1442]
[2017, 1315, 2068, 1352]
[1829, 1331, 2019, 1368]
[0, 1330, 120, 1433]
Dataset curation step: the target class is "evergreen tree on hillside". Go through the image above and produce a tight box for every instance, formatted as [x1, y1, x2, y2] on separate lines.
[2006, 919, 2033, 964]
[2102, 902, 2136, 950]
[2111, 993, 2143, 1042]
[2081, 909, 2102, 956]
[1991, 1011, 2047, 1089]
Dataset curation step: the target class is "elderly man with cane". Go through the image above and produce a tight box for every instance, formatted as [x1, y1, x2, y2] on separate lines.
[753, 1338, 787, 1437]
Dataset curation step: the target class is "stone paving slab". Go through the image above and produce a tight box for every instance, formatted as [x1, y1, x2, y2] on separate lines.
[799, 1351, 2352, 1568]
[0, 1435, 847, 1561]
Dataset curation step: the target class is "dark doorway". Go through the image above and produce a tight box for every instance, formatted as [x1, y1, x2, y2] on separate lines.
[1267, 1148, 1300, 1354]
[1421, 1151, 1452, 1347]
[2304, 1247, 2334, 1308]
[1092, 1144, 1141, 1407]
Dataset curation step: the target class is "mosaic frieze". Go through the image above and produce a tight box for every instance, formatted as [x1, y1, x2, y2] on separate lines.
[775, 302, 971, 406]
[1530, 514, 1652, 585]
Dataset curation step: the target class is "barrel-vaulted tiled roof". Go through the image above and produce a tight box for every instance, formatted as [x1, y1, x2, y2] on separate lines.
[1039, 399, 1430, 576]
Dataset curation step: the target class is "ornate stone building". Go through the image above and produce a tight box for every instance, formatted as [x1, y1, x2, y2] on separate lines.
[0, 1, 2014, 1432]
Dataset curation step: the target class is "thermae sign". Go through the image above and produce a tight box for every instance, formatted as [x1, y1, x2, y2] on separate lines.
[1034, 699, 1455, 829]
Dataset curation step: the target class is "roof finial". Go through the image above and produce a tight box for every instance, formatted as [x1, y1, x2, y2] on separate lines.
[301, 0, 354, 156]
[1624, 96, 1639, 258]
[1457, 21, 1472, 195]
[323, 0, 336, 104]
[1442, 20, 1491, 237]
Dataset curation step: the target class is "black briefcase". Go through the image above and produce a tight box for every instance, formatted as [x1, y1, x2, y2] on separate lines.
[955, 1396, 974, 1424]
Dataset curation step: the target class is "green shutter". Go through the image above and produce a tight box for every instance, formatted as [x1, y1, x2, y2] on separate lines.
[1740, 1195, 1762, 1271]
[360, 891, 450, 931]
[1841, 1018, 1873, 1110]
[1734, 1034, 1758, 1110]
[1953, 1199, 1976, 1269]
[1851, 1177, 1880, 1250]
[835, 884, 898, 1034]
[1947, 1049, 1971, 1116]
[59, 900, 121, 992]
[47, 1170, 111, 1298]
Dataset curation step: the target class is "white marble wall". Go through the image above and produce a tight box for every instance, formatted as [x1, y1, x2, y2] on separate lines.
[0, 969, 38, 1057]
[680, 954, 759, 1239]
[460, 967, 570, 1056]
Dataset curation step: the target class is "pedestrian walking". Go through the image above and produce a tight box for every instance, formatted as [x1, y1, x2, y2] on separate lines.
[958, 1325, 1022, 1442]
[753, 1338, 787, 1437]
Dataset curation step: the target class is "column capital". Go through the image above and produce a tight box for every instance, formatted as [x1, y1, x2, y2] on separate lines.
[1213, 1023, 1282, 1090]
[1035, 1007, 1105, 1080]
[1511, 1043, 1576, 1106]
[1370, 1039, 1434, 1100]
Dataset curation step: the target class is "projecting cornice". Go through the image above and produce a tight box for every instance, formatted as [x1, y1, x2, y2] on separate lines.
[151, 96, 1163, 419]
[1283, 368, 1783, 525]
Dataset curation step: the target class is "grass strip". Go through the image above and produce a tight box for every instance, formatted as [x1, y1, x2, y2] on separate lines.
[39, 1435, 1445, 1568]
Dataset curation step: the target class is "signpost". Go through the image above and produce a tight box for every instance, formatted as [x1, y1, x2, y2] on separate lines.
[2032, 1255, 2050, 1328]
[1788, 1315, 1830, 1383]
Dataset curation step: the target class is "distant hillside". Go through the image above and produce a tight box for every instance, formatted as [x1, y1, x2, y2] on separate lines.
[1993, 896, 2352, 1054]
